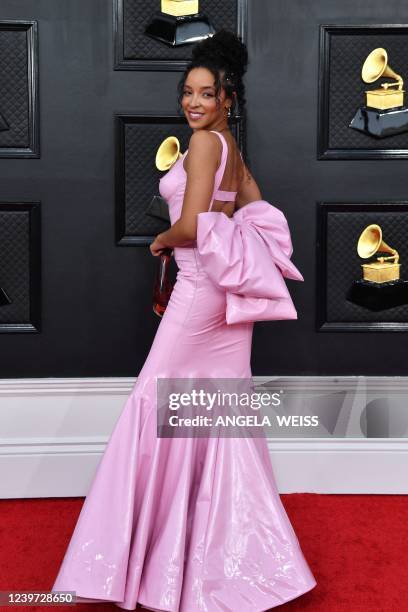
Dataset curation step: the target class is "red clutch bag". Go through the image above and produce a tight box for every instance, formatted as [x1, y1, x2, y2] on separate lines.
[152, 247, 174, 317]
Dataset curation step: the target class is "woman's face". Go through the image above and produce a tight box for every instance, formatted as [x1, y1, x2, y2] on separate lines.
[181, 67, 230, 130]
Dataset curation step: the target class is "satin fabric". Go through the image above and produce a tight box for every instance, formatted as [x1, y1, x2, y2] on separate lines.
[196, 199, 304, 324]
[51, 131, 317, 610]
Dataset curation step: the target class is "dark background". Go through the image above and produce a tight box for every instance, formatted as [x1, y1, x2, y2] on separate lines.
[1, 0, 408, 378]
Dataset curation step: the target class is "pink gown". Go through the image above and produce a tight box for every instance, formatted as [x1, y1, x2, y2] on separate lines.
[51, 130, 317, 611]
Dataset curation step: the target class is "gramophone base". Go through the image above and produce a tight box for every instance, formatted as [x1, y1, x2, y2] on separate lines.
[346, 279, 408, 311]
[349, 105, 408, 138]
[0, 286, 12, 306]
[145, 195, 170, 224]
[144, 11, 215, 46]
[0, 111, 9, 132]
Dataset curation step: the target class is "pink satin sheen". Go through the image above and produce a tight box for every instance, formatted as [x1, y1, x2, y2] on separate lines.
[51, 130, 317, 610]
[196, 200, 304, 324]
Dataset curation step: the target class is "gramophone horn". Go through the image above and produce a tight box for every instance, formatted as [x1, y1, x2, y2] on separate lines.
[361, 47, 402, 87]
[357, 223, 396, 259]
[155, 136, 182, 171]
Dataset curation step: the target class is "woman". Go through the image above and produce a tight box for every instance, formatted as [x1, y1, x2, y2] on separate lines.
[52, 30, 317, 611]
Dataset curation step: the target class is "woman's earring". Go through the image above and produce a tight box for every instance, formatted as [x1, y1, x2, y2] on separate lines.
[227, 106, 231, 118]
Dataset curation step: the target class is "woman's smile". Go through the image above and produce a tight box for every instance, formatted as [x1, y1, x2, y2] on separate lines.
[188, 111, 204, 120]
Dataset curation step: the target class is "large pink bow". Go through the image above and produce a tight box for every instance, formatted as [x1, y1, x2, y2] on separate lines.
[196, 200, 304, 325]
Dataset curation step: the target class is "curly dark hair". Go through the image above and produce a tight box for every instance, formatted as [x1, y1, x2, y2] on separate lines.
[176, 29, 248, 119]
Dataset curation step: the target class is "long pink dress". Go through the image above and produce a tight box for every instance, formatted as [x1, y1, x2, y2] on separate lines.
[51, 130, 317, 611]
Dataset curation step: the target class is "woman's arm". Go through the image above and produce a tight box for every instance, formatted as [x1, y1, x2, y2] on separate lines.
[155, 130, 220, 248]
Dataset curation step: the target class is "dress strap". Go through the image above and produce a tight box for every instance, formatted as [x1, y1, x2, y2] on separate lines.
[208, 130, 228, 212]
[214, 189, 237, 201]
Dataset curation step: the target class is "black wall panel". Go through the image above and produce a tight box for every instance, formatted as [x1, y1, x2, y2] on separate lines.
[1, 0, 407, 377]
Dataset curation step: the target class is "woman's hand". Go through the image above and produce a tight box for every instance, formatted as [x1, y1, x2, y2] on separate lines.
[149, 234, 168, 256]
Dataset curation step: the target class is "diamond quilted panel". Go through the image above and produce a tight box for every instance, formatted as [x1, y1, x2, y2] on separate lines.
[123, 121, 192, 237]
[327, 29, 408, 150]
[0, 26, 30, 148]
[0, 208, 31, 323]
[325, 208, 408, 322]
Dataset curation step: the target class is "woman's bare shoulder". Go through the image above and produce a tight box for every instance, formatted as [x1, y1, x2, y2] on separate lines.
[188, 129, 221, 152]
[185, 130, 221, 171]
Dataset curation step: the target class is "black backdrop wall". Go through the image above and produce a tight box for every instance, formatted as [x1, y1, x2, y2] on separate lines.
[1, 0, 407, 378]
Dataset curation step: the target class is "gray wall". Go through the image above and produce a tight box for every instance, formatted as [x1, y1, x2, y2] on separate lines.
[1, 0, 407, 377]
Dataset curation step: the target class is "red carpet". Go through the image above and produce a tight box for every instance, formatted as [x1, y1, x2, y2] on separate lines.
[0, 494, 407, 611]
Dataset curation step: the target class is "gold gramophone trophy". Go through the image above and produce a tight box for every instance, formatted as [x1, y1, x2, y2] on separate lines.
[349, 47, 408, 138]
[155, 135, 183, 171]
[144, 0, 215, 47]
[146, 135, 184, 224]
[150, 136, 185, 318]
[347, 224, 408, 311]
